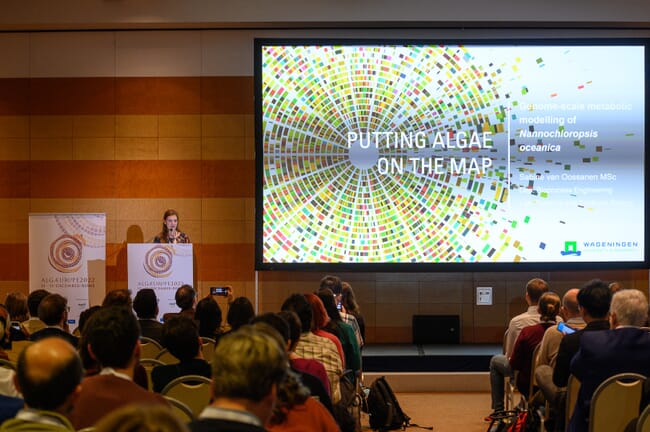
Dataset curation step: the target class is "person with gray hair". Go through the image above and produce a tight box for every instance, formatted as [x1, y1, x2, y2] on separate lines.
[189, 326, 289, 432]
[569, 289, 650, 432]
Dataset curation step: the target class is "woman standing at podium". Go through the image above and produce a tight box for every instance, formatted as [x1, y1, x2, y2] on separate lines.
[153, 209, 190, 244]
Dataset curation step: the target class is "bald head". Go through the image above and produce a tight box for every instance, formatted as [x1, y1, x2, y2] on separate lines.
[16, 337, 83, 411]
[562, 288, 581, 318]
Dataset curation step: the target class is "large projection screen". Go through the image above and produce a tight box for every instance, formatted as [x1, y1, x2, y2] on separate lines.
[255, 39, 648, 271]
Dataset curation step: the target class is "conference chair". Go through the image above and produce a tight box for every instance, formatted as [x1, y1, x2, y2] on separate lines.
[139, 358, 165, 391]
[566, 374, 581, 432]
[155, 348, 180, 365]
[588, 372, 645, 432]
[0, 359, 15, 371]
[161, 375, 212, 417]
[140, 336, 163, 360]
[636, 404, 650, 432]
[6, 340, 32, 363]
[200, 337, 216, 363]
[164, 395, 195, 422]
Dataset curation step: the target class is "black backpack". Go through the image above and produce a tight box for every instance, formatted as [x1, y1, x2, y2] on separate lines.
[367, 376, 411, 431]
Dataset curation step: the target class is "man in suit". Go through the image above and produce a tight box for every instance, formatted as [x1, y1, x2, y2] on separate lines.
[569, 289, 650, 432]
[133, 288, 163, 344]
[29, 293, 78, 347]
[70, 306, 169, 429]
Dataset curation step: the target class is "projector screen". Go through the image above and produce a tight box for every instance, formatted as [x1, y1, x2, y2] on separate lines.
[255, 39, 648, 271]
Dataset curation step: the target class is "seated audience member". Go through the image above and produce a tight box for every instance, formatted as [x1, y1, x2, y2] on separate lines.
[281, 294, 343, 404]
[341, 281, 365, 346]
[509, 291, 561, 398]
[151, 316, 211, 393]
[4, 293, 29, 342]
[553, 280, 612, 389]
[133, 289, 163, 344]
[0, 309, 10, 360]
[252, 312, 333, 413]
[569, 289, 650, 432]
[94, 404, 189, 432]
[317, 289, 361, 376]
[72, 305, 101, 337]
[29, 294, 78, 347]
[608, 281, 624, 294]
[536, 288, 585, 370]
[0, 338, 83, 431]
[534, 289, 585, 400]
[278, 310, 331, 397]
[487, 278, 549, 418]
[304, 294, 345, 366]
[70, 306, 169, 429]
[188, 326, 288, 432]
[226, 297, 255, 333]
[0, 395, 22, 426]
[320, 276, 363, 349]
[102, 289, 132, 308]
[76, 307, 148, 390]
[162, 284, 197, 322]
[21, 289, 49, 335]
[195, 296, 224, 340]
[250, 321, 339, 432]
[0, 309, 19, 402]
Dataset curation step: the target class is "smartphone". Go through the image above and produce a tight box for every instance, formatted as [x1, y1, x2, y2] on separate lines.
[210, 286, 229, 296]
[558, 322, 575, 334]
[336, 302, 342, 311]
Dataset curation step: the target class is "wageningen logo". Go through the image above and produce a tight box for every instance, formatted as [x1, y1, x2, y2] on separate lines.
[561, 241, 582, 256]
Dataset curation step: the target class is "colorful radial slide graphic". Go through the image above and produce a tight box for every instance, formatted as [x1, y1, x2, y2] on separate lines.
[258, 41, 646, 265]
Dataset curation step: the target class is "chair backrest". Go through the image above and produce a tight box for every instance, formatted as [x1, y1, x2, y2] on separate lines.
[164, 395, 196, 423]
[0, 359, 16, 371]
[566, 374, 581, 432]
[140, 336, 163, 360]
[6, 340, 32, 363]
[161, 375, 212, 418]
[155, 348, 180, 365]
[139, 358, 166, 391]
[637, 404, 650, 432]
[200, 337, 216, 363]
[589, 373, 646, 432]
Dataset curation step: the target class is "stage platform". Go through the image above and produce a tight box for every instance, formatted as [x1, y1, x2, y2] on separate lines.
[363, 344, 500, 373]
[361, 344, 500, 392]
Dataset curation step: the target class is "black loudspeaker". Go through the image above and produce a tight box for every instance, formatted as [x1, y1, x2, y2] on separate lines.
[412, 315, 460, 344]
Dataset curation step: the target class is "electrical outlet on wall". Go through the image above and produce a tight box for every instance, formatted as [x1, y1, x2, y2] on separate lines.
[477, 287, 493, 305]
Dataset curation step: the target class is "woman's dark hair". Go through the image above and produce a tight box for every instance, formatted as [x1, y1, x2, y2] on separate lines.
[162, 316, 200, 362]
[226, 297, 255, 331]
[5, 292, 29, 322]
[341, 282, 360, 315]
[195, 297, 222, 338]
[316, 288, 342, 322]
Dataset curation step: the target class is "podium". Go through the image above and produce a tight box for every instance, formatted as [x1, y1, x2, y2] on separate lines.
[127, 243, 193, 319]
